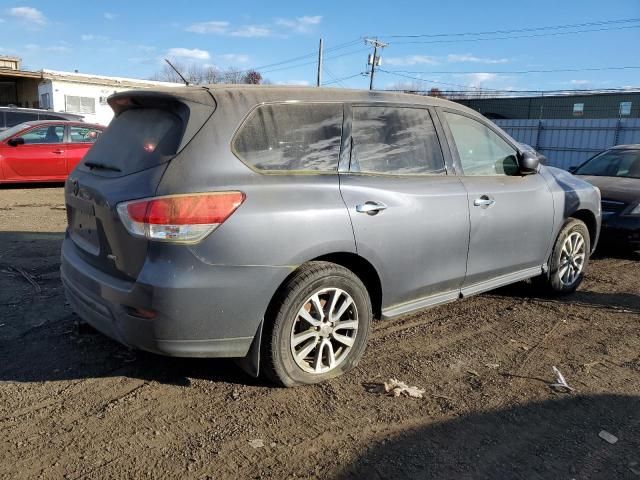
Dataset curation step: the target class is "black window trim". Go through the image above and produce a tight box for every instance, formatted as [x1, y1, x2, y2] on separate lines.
[344, 102, 450, 178]
[437, 106, 525, 177]
[230, 100, 346, 176]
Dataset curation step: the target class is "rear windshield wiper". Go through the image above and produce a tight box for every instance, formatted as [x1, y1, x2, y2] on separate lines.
[84, 161, 122, 172]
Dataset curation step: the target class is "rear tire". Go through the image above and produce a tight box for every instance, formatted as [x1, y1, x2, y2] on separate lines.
[535, 218, 590, 294]
[262, 262, 372, 387]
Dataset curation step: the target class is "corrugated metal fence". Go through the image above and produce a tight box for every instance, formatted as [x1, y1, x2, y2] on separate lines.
[494, 118, 640, 170]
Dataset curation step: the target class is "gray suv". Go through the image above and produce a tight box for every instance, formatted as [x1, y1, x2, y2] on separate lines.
[61, 86, 601, 386]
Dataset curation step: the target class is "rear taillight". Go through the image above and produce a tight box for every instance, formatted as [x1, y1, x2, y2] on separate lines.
[117, 192, 245, 243]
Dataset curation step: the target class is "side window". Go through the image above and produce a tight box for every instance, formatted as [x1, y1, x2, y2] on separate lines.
[444, 112, 519, 176]
[19, 125, 64, 144]
[233, 103, 343, 172]
[351, 106, 445, 175]
[70, 126, 102, 143]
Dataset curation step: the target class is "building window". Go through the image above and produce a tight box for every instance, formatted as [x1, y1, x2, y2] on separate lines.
[40, 93, 50, 109]
[619, 102, 632, 116]
[64, 95, 96, 114]
[572, 103, 584, 116]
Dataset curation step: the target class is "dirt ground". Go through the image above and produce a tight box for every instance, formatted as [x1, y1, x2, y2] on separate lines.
[0, 186, 638, 480]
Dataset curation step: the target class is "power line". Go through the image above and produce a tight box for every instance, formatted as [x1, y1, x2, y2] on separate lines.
[259, 46, 369, 75]
[388, 24, 640, 45]
[378, 17, 640, 38]
[387, 66, 640, 75]
[236, 38, 363, 74]
[323, 72, 365, 86]
[380, 69, 640, 94]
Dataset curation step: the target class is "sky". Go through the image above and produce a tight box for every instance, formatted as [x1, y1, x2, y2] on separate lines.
[0, 0, 639, 92]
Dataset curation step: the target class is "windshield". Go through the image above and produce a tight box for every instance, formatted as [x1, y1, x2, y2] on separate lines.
[575, 149, 640, 179]
[0, 123, 30, 142]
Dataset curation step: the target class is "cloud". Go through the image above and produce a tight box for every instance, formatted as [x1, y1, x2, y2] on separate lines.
[8, 6, 46, 25]
[186, 16, 321, 37]
[457, 72, 499, 88]
[275, 15, 322, 33]
[570, 79, 590, 85]
[186, 20, 229, 34]
[447, 53, 509, 64]
[219, 53, 250, 64]
[81, 34, 108, 41]
[276, 80, 310, 86]
[229, 25, 272, 38]
[25, 43, 70, 53]
[385, 55, 439, 66]
[104, 12, 116, 20]
[166, 47, 210, 60]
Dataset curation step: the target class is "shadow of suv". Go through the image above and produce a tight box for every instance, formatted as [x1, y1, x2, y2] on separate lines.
[61, 86, 601, 386]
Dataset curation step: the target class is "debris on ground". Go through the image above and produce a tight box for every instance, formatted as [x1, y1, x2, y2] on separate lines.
[628, 461, 640, 476]
[598, 430, 618, 445]
[485, 363, 500, 369]
[248, 439, 265, 449]
[549, 366, 574, 392]
[370, 379, 426, 398]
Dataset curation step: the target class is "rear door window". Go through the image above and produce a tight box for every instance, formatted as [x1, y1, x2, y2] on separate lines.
[351, 106, 446, 175]
[69, 126, 102, 143]
[233, 103, 343, 172]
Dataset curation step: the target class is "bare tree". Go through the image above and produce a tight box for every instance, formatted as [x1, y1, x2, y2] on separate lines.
[152, 63, 262, 85]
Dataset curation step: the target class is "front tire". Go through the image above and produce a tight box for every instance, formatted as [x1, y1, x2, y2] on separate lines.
[536, 218, 590, 294]
[262, 262, 372, 387]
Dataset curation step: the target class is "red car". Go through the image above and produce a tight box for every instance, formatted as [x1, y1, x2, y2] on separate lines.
[0, 121, 104, 183]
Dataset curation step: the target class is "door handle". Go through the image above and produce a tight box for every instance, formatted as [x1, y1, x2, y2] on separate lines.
[473, 196, 495, 207]
[356, 201, 388, 215]
[52, 150, 65, 154]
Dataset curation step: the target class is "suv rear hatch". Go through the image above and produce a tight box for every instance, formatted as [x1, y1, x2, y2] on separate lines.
[65, 87, 216, 280]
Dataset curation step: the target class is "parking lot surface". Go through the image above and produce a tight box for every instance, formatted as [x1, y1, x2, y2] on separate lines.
[1, 187, 638, 479]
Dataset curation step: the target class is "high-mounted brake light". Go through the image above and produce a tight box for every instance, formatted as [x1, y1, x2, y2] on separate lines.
[117, 192, 245, 243]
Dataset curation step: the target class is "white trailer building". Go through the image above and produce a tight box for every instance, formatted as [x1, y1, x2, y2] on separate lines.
[37, 70, 179, 126]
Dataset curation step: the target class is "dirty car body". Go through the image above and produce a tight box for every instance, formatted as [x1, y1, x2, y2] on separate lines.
[61, 85, 601, 384]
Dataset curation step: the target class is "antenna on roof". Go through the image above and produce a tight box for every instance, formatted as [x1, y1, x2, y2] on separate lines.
[164, 59, 189, 86]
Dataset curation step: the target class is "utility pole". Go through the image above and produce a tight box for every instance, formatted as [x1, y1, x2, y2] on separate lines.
[316, 38, 323, 87]
[364, 38, 387, 90]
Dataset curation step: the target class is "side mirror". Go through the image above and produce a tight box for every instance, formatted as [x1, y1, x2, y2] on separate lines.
[568, 165, 578, 173]
[7, 137, 25, 147]
[519, 150, 539, 175]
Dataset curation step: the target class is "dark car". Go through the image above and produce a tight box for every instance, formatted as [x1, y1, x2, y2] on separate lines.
[0, 106, 83, 131]
[61, 86, 601, 387]
[571, 145, 640, 250]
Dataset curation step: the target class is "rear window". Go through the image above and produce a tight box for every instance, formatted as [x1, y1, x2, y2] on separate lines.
[80, 108, 182, 175]
[233, 103, 343, 172]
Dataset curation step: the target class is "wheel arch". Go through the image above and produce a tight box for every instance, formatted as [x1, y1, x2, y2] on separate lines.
[236, 252, 384, 379]
[570, 209, 598, 252]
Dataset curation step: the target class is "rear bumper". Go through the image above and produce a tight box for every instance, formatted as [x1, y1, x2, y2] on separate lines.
[61, 236, 292, 357]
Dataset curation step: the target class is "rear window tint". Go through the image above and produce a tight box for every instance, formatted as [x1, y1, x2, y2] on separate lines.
[233, 103, 343, 172]
[80, 108, 182, 175]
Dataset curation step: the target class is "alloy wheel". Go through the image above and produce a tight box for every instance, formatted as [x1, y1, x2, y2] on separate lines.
[558, 231, 586, 287]
[290, 287, 359, 374]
